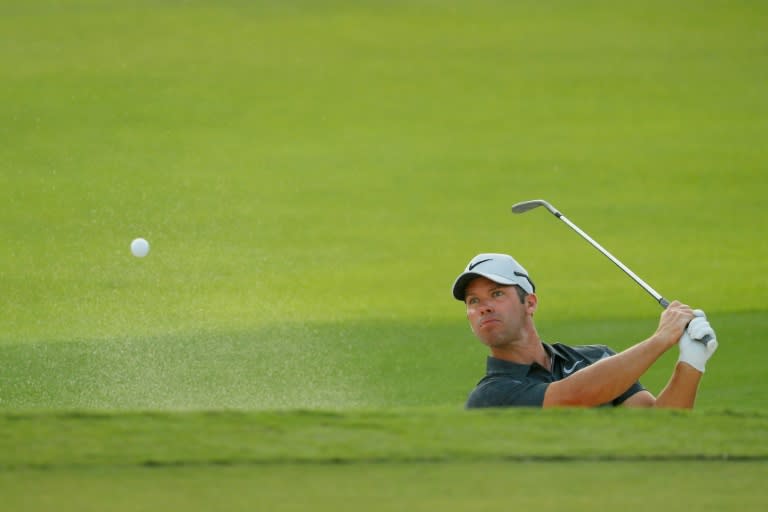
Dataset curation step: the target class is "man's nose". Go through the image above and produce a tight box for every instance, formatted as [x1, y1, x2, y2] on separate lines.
[478, 300, 494, 313]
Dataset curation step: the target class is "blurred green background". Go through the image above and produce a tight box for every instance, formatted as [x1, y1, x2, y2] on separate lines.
[1, 0, 766, 411]
[2, 2, 767, 511]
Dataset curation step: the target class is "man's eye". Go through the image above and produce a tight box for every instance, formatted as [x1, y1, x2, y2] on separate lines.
[492, 290, 504, 297]
[467, 297, 479, 305]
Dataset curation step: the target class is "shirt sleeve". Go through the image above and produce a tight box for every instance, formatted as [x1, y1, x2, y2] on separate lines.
[612, 381, 646, 406]
[465, 378, 549, 408]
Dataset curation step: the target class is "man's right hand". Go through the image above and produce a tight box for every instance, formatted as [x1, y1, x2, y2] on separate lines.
[655, 301, 695, 349]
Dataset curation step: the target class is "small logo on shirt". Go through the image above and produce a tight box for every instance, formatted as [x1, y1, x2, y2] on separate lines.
[563, 360, 583, 375]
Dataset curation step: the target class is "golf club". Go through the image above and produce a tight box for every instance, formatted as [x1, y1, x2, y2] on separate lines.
[511, 199, 713, 346]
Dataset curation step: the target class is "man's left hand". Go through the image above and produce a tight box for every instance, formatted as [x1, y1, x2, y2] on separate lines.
[678, 313, 718, 373]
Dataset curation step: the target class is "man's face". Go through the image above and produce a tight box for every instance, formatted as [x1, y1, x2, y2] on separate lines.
[464, 276, 529, 348]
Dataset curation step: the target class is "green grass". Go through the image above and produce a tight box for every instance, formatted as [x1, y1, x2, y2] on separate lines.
[5, 462, 766, 512]
[2, 0, 768, 510]
[3, 409, 767, 468]
[2, 0, 766, 344]
[2, 409, 766, 510]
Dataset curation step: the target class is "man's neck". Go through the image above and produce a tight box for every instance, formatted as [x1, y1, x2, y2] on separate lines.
[490, 331, 548, 369]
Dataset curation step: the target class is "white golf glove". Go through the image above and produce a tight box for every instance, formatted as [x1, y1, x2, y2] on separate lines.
[678, 310, 718, 373]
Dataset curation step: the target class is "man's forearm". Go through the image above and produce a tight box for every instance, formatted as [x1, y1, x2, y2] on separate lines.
[654, 362, 702, 409]
[544, 335, 670, 407]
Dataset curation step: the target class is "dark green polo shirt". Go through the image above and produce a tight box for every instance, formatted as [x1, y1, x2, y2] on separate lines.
[465, 342, 646, 408]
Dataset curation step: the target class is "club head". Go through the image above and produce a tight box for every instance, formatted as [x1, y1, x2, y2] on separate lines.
[511, 199, 560, 217]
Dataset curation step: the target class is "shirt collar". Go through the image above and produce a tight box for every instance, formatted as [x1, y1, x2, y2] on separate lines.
[486, 342, 561, 376]
[545, 342, 568, 361]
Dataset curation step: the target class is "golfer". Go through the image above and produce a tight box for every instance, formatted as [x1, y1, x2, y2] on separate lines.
[453, 253, 718, 408]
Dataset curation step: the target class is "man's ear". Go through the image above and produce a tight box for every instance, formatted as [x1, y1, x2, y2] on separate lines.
[526, 293, 538, 314]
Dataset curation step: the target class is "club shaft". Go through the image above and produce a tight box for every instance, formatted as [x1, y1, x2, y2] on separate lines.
[558, 210, 714, 345]
[554, 212, 669, 308]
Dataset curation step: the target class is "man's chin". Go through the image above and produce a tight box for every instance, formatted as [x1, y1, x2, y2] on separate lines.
[479, 335, 512, 349]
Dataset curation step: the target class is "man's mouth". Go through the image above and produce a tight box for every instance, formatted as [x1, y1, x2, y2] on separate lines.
[479, 317, 501, 328]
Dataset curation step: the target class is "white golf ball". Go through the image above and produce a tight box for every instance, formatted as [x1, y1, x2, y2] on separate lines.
[130, 238, 150, 258]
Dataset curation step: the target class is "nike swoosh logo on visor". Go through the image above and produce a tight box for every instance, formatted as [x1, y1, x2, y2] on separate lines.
[563, 360, 583, 375]
[468, 258, 492, 271]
